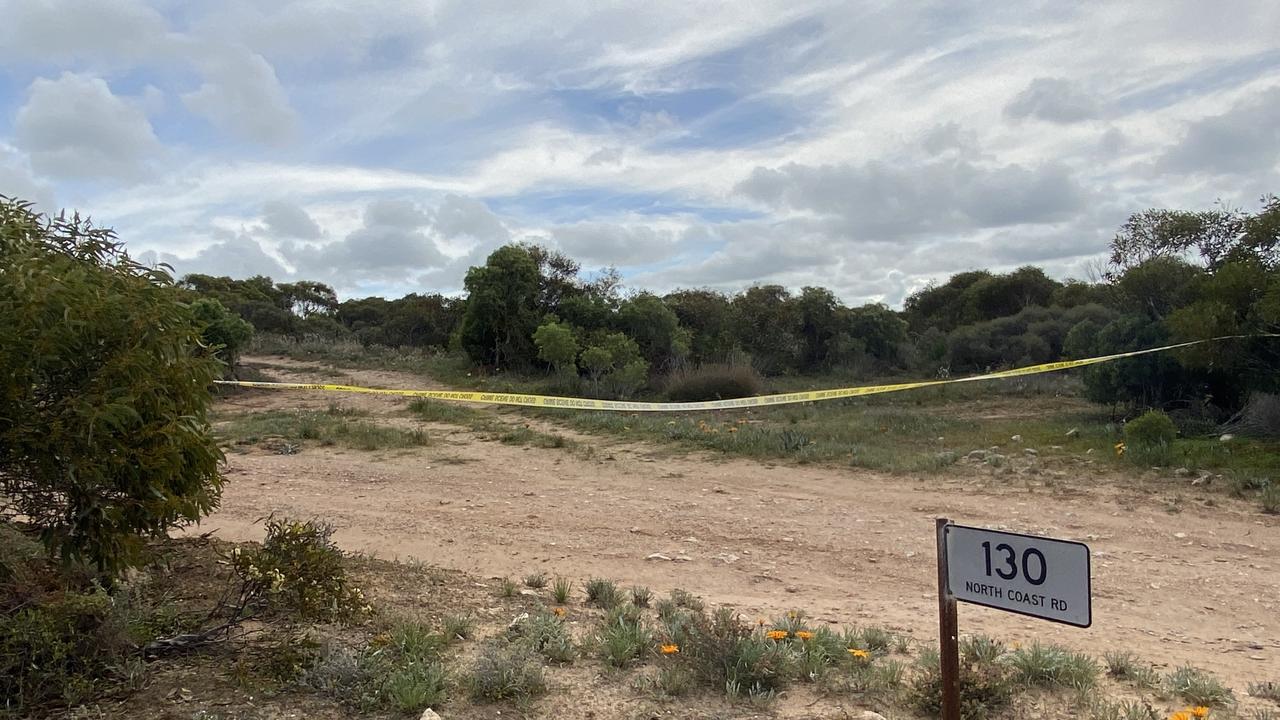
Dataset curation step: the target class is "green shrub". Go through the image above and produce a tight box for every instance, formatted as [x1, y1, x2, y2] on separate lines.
[664, 363, 764, 402]
[509, 609, 575, 663]
[909, 644, 1016, 720]
[230, 518, 365, 621]
[1124, 410, 1177, 448]
[596, 605, 652, 667]
[466, 642, 547, 702]
[0, 198, 224, 573]
[679, 607, 796, 698]
[0, 588, 134, 711]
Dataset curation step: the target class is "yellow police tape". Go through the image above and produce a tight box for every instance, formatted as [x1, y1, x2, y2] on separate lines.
[214, 334, 1276, 412]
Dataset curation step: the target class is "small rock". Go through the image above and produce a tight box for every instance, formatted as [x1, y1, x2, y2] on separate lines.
[1174, 532, 1187, 539]
[629, 526, 641, 533]
[1174, 467, 1192, 477]
[420, 709, 443, 720]
[1023, 448, 1038, 456]
[784, 585, 799, 593]
[1220, 434, 1235, 442]
[507, 612, 529, 629]
[1065, 428, 1079, 438]
[645, 553, 672, 562]
[714, 553, 740, 565]
[857, 713, 889, 720]
[1086, 448, 1094, 455]
[1011, 434, 1022, 443]
[967, 449, 988, 460]
[673, 555, 692, 563]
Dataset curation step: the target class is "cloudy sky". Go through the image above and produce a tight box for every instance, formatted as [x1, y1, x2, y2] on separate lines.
[2, 1, 1278, 306]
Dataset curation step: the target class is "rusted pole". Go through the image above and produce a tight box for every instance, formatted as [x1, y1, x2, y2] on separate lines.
[936, 517, 961, 720]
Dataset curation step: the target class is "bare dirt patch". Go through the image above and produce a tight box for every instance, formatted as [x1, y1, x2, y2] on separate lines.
[203, 356, 1280, 700]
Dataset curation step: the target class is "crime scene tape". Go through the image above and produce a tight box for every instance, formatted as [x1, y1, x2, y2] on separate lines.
[215, 334, 1277, 412]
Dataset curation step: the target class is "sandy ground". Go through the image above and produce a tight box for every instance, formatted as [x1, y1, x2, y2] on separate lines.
[204, 356, 1279, 693]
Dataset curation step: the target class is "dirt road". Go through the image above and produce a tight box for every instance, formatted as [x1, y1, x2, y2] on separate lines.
[205, 356, 1279, 689]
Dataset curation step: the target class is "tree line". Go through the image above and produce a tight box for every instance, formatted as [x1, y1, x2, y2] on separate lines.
[186, 195, 1279, 418]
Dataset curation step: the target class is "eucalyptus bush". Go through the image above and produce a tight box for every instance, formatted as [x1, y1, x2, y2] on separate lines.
[0, 196, 224, 573]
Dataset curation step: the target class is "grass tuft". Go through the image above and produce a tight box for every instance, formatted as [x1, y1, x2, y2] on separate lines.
[1166, 665, 1234, 707]
[551, 577, 572, 604]
[584, 578, 622, 609]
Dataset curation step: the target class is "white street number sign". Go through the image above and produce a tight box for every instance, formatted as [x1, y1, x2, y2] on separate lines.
[944, 524, 1091, 628]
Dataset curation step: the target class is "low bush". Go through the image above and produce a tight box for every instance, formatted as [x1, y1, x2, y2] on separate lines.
[663, 363, 764, 402]
[909, 644, 1016, 720]
[678, 607, 796, 699]
[0, 588, 135, 711]
[1124, 410, 1177, 448]
[1166, 665, 1234, 707]
[584, 577, 621, 609]
[509, 609, 575, 663]
[1007, 641, 1099, 689]
[230, 518, 366, 621]
[596, 605, 653, 668]
[466, 642, 547, 702]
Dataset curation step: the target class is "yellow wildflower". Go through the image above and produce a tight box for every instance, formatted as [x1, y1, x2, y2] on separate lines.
[1169, 712, 1192, 720]
[1114, 441, 1126, 457]
[848, 648, 870, 660]
[766, 629, 789, 640]
[552, 607, 566, 617]
[1191, 709, 1210, 719]
[660, 644, 680, 655]
[795, 631, 814, 640]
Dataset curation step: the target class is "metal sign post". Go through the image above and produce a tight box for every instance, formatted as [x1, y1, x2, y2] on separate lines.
[935, 518, 1092, 720]
[936, 518, 961, 720]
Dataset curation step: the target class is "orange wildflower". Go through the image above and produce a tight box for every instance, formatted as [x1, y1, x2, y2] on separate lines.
[552, 607, 566, 617]
[1169, 712, 1192, 720]
[795, 631, 814, 640]
[848, 648, 870, 660]
[1191, 709, 1210, 719]
[660, 644, 680, 655]
[766, 629, 789, 640]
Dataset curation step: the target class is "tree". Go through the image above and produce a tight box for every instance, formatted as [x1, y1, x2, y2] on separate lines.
[278, 280, 338, 318]
[0, 197, 224, 573]
[1108, 195, 1280, 273]
[579, 332, 649, 398]
[533, 320, 579, 375]
[190, 297, 253, 368]
[459, 245, 541, 368]
[664, 289, 739, 364]
[731, 285, 801, 374]
[617, 293, 689, 370]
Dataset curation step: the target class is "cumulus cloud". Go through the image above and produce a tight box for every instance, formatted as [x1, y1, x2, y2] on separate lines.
[433, 194, 510, 242]
[261, 200, 322, 239]
[1004, 77, 1100, 124]
[0, 144, 56, 209]
[15, 73, 162, 181]
[182, 46, 299, 145]
[1158, 86, 1280, 175]
[284, 198, 446, 284]
[0, 0, 170, 65]
[157, 232, 290, 280]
